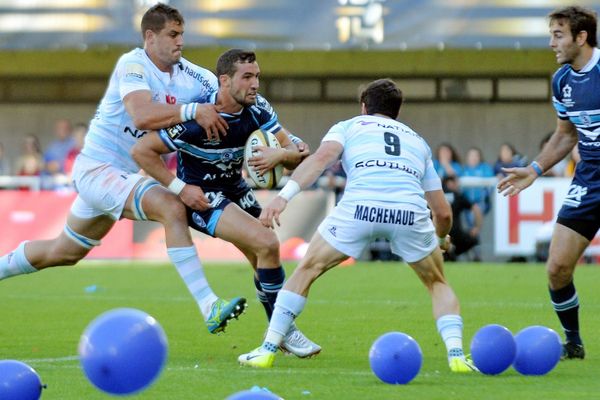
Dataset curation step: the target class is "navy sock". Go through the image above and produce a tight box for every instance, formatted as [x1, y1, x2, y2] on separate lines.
[549, 281, 582, 345]
[257, 266, 285, 321]
[254, 275, 273, 320]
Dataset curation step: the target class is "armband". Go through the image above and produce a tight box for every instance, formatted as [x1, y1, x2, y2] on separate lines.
[179, 103, 198, 122]
[287, 133, 303, 145]
[168, 177, 186, 195]
[278, 180, 301, 202]
[530, 161, 543, 177]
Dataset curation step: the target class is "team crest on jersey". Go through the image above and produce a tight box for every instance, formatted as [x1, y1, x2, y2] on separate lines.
[192, 212, 207, 228]
[579, 111, 592, 126]
[563, 184, 587, 208]
[561, 84, 575, 107]
[220, 149, 234, 163]
[166, 124, 186, 139]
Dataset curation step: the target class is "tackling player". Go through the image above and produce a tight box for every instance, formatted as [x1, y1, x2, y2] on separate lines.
[132, 49, 321, 358]
[238, 78, 477, 372]
[0, 4, 247, 335]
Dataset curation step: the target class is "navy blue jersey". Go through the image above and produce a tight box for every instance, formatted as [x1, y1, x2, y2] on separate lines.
[159, 93, 282, 190]
[552, 48, 600, 162]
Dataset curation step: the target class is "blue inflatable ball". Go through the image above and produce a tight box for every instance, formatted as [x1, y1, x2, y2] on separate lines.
[470, 324, 516, 375]
[78, 308, 168, 395]
[369, 332, 422, 384]
[0, 360, 43, 400]
[513, 325, 561, 376]
[226, 389, 281, 399]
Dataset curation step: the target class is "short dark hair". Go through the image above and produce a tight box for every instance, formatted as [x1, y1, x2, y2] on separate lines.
[359, 79, 403, 119]
[216, 49, 257, 77]
[141, 3, 184, 40]
[549, 6, 597, 47]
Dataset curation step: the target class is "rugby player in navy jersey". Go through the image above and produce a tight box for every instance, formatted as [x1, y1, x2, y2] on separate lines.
[132, 49, 321, 358]
[498, 5, 600, 360]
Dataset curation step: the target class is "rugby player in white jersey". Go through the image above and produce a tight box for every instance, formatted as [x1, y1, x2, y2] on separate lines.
[0, 3, 247, 335]
[238, 78, 477, 372]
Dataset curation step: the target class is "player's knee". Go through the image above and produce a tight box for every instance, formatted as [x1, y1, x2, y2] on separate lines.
[155, 195, 188, 224]
[546, 260, 572, 285]
[253, 229, 280, 258]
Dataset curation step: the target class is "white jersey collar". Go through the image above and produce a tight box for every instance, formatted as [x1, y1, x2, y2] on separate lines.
[578, 47, 600, 73]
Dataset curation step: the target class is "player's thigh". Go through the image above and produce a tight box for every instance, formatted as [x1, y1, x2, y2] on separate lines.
[214, 202, 278, 251]
[286, 232, 348, 296]
[547, 223, 590, 274]
[124, 183, 186, 224]
[407, 247, 446, 287]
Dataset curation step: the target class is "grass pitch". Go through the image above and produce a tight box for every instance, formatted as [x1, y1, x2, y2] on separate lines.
[2, 260, 599, 399]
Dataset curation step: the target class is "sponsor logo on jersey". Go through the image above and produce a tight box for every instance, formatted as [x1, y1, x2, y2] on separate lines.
[166, 124, 186, 139]
[328, 225, 337, 237]
[354, 160, 420, 178]
[354, 205, 415, 225]
[183, 65, 216, 92]
[125, 63, 144, 80]
[564, 184, 587, 207]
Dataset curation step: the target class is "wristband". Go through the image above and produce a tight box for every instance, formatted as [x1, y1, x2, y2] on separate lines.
[167, 177, 186, 195]
[438, 236, 447, 246]
[278, 180, 301, 202]
[179, 103, 198, 122]
[530, 161, 543, 177]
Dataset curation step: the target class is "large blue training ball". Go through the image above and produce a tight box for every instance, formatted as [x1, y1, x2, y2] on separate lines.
[78, 308, 168, 395]
[513, 325, 561, 376]
[0, 360, 43, 400]
[470, 324, 516, 375]
[369, 331, 422, 384]
[226, 389, 281, 399]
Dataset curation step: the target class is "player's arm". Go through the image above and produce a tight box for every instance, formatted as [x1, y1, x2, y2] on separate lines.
[424, 189, 453, 251]
[123, 90, 227, 139]
[131, 132, 212, 211]
[259, 140, 343, 228]
[497, 118, 577, 196]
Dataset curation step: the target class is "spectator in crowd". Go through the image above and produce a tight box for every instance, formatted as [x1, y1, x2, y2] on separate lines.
[43, 118, 75, 177]
[442, 175, 482, 261]
[15, 135, 44, 177]
[0, 142, 10, 175]
[64, 122, 88, 177]
[462, 147, 494, 215]
[540, 132, 570, 176]
[433, 142, 463, 178]
[493, 142, 526, 177]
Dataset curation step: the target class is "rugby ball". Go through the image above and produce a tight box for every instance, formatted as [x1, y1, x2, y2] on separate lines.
[243, 129, 284, 189]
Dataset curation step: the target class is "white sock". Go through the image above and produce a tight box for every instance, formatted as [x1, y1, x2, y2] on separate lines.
[436, 314, 465, 360]
[0, 242, 37, 280]
[167, 246, 218, 320]
[263, 290, 307, 351]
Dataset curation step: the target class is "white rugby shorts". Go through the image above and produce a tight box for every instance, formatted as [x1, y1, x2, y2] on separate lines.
[70, 154, 144, 220]
[317, 200, 438, 263]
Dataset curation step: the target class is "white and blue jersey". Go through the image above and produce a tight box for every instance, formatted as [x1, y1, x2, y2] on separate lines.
[552, 48, 600, 162]
[322, 114, 442, 211]
[82, 48, 218, 173]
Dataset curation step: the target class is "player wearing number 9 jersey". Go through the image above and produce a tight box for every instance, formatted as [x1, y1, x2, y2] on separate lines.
[239, 78, 477, 373]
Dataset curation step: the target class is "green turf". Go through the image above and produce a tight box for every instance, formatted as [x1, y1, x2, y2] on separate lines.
[2, 261, 599, 399]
